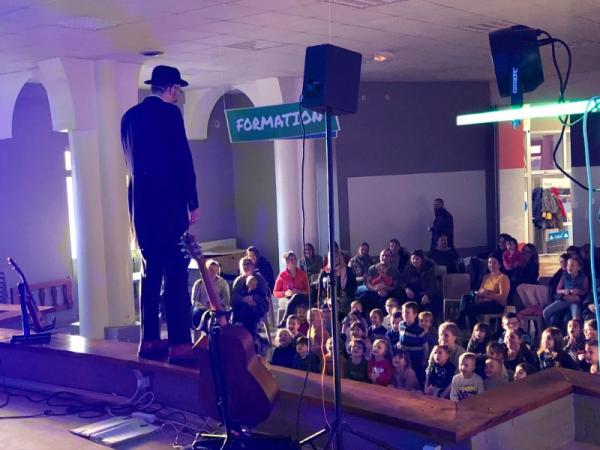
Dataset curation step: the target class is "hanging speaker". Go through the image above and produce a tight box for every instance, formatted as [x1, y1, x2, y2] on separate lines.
[301, 44, 362, 115]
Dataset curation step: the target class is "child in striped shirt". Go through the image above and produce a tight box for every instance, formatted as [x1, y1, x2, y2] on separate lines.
[398, 301, 428, 385]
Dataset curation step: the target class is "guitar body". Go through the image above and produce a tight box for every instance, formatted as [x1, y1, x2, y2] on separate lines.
[195, 324, 279, 427]
[182, 233, 279, 428]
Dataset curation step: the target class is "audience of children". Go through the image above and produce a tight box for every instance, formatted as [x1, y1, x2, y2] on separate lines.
[263, 235, 600, 405]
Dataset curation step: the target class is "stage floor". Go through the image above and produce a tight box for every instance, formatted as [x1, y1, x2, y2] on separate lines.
[0, 388, 199, 450]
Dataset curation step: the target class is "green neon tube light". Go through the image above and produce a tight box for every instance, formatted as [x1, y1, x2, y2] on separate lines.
[456, 99, 600, 126]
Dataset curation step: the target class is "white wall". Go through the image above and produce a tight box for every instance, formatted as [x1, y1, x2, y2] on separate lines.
[347, 170, 487, 253]
[499, 168, 527, 242]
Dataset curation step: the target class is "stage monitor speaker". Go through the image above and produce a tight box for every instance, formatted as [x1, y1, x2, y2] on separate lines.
[489, 25, 544, 103]
[301, 44, 362, 115]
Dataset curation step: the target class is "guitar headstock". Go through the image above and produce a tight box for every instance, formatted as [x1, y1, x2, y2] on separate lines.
[181, 232, 203, 262]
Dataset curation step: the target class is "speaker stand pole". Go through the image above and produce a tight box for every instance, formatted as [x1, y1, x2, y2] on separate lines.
[300, 111, 395, 450]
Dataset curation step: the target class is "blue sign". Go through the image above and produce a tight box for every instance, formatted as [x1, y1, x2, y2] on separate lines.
[547, 231, 569, 242]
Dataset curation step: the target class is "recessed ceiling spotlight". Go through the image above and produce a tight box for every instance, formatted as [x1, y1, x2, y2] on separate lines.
[373, 51, 393, 62]
[139, 50, 164, 57]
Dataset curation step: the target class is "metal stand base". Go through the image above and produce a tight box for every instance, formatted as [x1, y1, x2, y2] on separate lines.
[190, 430, 299, 450]
[300, 421, 396, 450]
[10, 331, 52, 345]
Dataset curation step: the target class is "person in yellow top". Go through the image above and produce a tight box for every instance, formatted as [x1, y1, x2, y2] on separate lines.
[457, 255, 509, 329]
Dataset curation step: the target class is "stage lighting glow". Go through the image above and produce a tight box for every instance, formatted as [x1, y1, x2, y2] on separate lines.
[456, 99, 600, 126]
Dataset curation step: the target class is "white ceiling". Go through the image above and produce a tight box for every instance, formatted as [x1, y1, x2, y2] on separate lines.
[1, 0, 600, 90]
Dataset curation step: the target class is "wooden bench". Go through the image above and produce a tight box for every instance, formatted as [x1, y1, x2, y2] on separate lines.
[9, 277, 73, 311]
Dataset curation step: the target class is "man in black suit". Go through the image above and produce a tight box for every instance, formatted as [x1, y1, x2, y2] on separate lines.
[121, 65, 199, 364]
[430, 198, 454, 251]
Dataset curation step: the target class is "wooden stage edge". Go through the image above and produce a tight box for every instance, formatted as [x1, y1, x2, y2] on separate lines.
[0, 328, 598, 444]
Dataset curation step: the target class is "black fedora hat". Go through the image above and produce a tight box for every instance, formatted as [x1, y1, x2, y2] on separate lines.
[144, 65, 189, 87]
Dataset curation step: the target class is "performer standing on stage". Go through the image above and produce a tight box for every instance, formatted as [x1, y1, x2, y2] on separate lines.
[121, 65, 199, 364]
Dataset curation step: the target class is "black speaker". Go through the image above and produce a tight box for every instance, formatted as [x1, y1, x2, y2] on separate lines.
[301, 44, 362, 115]
[489, 25, 544, 103]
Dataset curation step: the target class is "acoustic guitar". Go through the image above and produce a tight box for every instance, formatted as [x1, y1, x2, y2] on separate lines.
[181, 232, 278, 428]
[7, 258, 55, 332]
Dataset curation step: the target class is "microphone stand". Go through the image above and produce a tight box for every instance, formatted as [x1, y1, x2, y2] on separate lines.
[300, 110, 394, 450]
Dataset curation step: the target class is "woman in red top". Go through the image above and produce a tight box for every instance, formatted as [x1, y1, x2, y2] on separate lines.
[275, 251, 310, 327]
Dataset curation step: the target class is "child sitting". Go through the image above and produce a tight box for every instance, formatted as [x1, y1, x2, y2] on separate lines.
[418, 310, 438, 352]
[341, 302, 368, 337]
[382, 298, 400, 329]
[246, 275, 258, 293]
[502, 237, 523, 273]
[368, 338, 393, 386]
[309, 308, 330, 355]
[450, 352, 484, 401]
[498, 312, 532, 348]
[484, 357, 507, 390]
[371, 262, 394, 293]
[385, 311, 402, 349]
[390, 348, 420, 391]
[477, 342, 509, 382]
[323, 337, 346, 377]
[345, 339, 369, 383]
[537, 327, 579, 370]
[584, 340, 599, 375]
[584, 319, 598, 342]
[563, 319, 585, 363]
[346, 321, 372, 359]
[543, 256, 589, 325]
[466, 323, 489, 355]
[286, 314, 302, 344]
[398, 301, 428, 384]
[293, 336, 321, 373]
[430, 322, 465, 370]
[296, 305, 310, 337]
[425, 345, 455, 398]
[514, 362, 537, 380]
[269, 329, 297, 369]
[368, 309, 387, 340]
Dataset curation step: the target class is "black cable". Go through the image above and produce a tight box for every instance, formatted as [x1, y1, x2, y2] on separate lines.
[296, 97, 311, 443]
[537, 28, 598, 192]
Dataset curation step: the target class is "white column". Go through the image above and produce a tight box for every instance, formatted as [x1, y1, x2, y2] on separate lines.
[0, 71, 32, 140]
[68, 130, 110, 338]
[95, 61, 136, 327]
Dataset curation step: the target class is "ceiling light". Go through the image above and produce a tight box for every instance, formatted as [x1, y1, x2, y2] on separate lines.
[373, 51, 393, 62]
[456, 100, 600, 126]
[139, 50, 164, 57]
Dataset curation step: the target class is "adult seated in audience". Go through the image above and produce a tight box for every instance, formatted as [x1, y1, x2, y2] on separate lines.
[359, 249, 402, 313]
[457, 255, 509, 330]
[299, 243, 323, 280]
[428, 234, 462, 274]
[543, 256, 588, 329]
[401, 250, 439, 313]
[504, 329, 538, 378]
[579, 243, 600, 280]
[246, 246, 275, 293]
[231, 257, 270, 342]
[429, 198, 454, 250]
[491, 233, 512, 266]
[191, 259, 231, 329]
[389, 238, 410, 273]
[349, 242, 372, 287]
[566, 245, 580, 258]
[518, 243, 539, 285]
[319, 249, 357, 321]
[275, 251, 310, 327]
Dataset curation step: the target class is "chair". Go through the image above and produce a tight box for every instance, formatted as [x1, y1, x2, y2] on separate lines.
[516, 283, 549, 342]
[442, 273, 471, 322]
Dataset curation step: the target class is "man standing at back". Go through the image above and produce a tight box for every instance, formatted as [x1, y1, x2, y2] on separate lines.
[430, 198, 454, 250]
[121, 65, 199, 364]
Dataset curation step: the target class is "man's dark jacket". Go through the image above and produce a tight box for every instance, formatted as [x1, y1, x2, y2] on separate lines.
[121, 96, 198, 249]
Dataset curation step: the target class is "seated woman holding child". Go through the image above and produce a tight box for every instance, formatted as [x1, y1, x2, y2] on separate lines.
[428, 234, 462, 274]
[231, 257, 270, 340]
[318, 249, 357, 321]
[275, 251, 310, 327]
[401, 250, 439, 311]
[457, 255, 509, 330]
